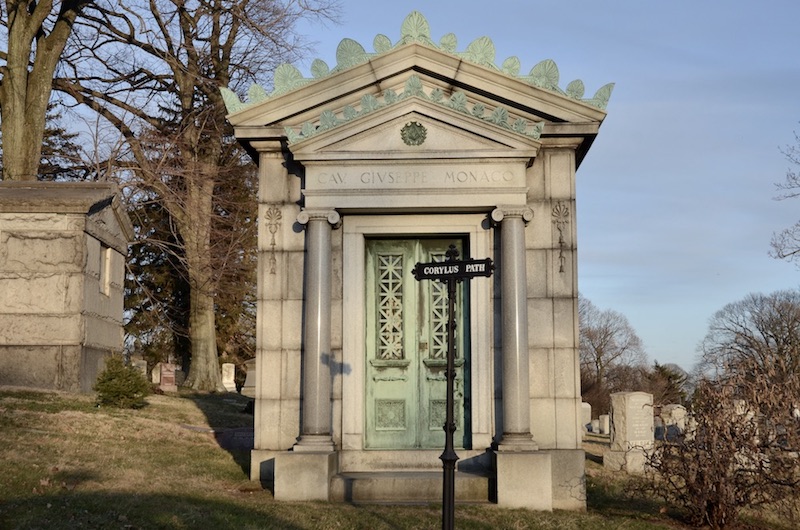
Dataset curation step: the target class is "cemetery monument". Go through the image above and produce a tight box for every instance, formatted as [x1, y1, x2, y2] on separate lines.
[0, 182, 132, 392]
[224, 12, 612, 509]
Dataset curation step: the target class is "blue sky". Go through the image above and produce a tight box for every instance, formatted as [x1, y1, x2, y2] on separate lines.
[295, 2, 800, 371]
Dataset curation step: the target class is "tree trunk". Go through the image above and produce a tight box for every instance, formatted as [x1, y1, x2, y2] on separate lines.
[0, 1, 86, 181]
[179, 173, 224, 391]
[186, 284, 223, 391]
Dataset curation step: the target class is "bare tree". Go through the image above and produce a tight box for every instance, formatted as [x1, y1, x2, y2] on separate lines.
[648, 372, 800, 529]
[771, 128, 800, 263]
[579, 295, 647, 388]
[579, 295, 647, 415]
[647, 295, 800, 529]
[699, 289, 800, 384]
[53, 0, 337, 390]
[0, 0, 96, 180]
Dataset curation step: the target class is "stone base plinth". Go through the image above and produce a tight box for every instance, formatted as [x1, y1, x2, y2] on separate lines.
[549, 449, 587, 510]
[250, 449, 281, 485]
[274, 451, 338, 501]
[494, 451, 552, 510]
[603, 448, 648, 474]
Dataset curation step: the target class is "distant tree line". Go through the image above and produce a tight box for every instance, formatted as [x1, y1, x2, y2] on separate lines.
[578, 295, 689, 416]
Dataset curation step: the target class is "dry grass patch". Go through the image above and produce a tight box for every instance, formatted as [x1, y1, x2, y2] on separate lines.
[0, 387, 783, 529]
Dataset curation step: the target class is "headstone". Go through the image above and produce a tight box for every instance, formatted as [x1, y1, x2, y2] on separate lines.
[159, 363, 178, 393]
[241, 359, 256, 398]
[590, 419, 600, 433]
[657, 404, 687, 441]
[599, 414, 610, 435]
[132, 359, 148, 378]
[581, 402, 592, 433]
[603, 392, 653, 473]
[222, 363, 237, 392]
[151, 363, 162, 384]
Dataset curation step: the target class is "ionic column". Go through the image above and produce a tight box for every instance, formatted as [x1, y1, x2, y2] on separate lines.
[491, 206, 537, 450]
[295, 208, 340, 452]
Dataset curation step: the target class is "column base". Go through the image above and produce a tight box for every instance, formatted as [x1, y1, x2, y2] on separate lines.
[274, 451, 338, 501]
[293, 434, 335, 453]
[497, 432, 538, 452]
[494, 450, 552, 510]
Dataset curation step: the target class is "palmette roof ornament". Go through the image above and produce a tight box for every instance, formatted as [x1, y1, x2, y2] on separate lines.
[221, 11, 613, 142]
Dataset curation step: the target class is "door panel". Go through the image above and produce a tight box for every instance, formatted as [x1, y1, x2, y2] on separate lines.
[365, 238, 468, 449]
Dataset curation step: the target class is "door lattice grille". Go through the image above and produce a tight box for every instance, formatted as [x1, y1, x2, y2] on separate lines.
[429, 252, 452, 360]
[377, 254, 404, 360]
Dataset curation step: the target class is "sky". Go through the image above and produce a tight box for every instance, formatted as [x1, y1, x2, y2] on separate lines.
[293, 2, 800, 371]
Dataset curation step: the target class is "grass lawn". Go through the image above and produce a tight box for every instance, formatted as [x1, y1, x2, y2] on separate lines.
[0, 387, 786, 529]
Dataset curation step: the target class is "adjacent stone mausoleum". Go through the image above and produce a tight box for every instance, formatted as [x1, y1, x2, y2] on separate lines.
[225, 12, 611, 509]
[0, 182, 132, 392]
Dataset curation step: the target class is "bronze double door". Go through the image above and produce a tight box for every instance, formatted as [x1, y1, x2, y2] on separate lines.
[364, 238, 469, 449]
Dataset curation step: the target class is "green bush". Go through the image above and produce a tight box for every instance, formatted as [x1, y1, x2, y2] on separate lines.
[94, 356, 151, 409]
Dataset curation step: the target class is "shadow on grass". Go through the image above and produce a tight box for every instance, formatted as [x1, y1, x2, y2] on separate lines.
[181, 392, 255, 477]
[0, 492, 300, 530]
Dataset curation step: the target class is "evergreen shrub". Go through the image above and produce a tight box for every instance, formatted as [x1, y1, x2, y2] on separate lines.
[94, 356, 151, 409]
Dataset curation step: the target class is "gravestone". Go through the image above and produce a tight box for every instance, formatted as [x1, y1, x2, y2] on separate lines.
[591, 419, 600, 433]
[599, 414, 610, 435]
[132, 359, 148, 378]
[159, 363, 178, 393]
[222, 363, 237, 392]
[604, 392, 653, 473]
[581, 403, 592, 434]
[656, 403, 686, 441]
[151, 363, 162, 385]
[241, 359, 256, 398]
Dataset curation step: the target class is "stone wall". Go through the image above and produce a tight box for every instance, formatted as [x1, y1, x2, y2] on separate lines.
[0, 182, 132, 392]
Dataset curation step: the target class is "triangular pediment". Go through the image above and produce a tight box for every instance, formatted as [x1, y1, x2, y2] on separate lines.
[290, 96, 540, 163]
[227, 12, 611, 166]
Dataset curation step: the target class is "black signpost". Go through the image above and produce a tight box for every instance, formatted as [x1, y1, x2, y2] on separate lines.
[412, 245, 493, 530]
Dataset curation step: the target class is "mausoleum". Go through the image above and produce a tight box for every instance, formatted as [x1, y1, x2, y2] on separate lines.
[224, 12, 611, 509]
[0, 182, 132, 392]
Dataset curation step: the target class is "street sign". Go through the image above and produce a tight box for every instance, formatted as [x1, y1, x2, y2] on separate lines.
[412, 257, 493, 281]
[413, 245, 493, 530]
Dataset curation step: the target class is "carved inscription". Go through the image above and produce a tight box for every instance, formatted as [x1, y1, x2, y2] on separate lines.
[630, 415, 653, 443]
[308, 164, 524, 190]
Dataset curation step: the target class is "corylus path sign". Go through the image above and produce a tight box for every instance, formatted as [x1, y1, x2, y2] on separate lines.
[412, 257, 493, 281]
[413, 245, 493, 530]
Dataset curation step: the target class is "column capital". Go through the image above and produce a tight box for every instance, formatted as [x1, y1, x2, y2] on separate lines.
[491, 205, 533, 224]
[297, 208, 341, 227]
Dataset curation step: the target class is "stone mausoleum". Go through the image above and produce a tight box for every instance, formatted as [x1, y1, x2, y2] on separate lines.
[0, 182, 132, 392]
[224, 12, 611, 509]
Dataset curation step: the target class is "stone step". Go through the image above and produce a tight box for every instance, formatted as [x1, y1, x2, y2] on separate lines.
[330, 471, 493, 504]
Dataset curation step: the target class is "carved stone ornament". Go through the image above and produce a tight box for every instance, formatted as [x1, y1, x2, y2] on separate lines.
[264, 206, 282, 275]
[221, 11, 613, 114]
[400, 121, 427, 146]
[296, 209, 341, 227]
[491, 206, 534, 224]
[552, 201, 570, 273]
